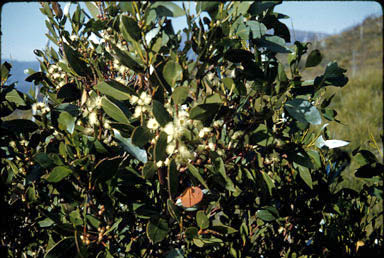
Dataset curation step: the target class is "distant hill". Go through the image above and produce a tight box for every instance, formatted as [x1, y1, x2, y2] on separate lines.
[289, 29, 330, 43]
[2, 59, 40, 94]
[300, 15, 383, 79]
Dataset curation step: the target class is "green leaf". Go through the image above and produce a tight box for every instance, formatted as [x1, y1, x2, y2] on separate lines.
[145, 27, 160, 46]
[5, 89, 29, 107]
[58, 111, 75, 134]
[94, 80, 135, 101]
[44, 237, 76, 258]
[1, 119, 38, 133]
[235, 23, 250, 40]
[142, 161, 157, 179]
[297, 164, 313, 189]
[246, 20, 267, 39]
[154, 131, 168, 162]
[38, 217, 54, 228]
[63, 43, 90, 77]
[257, 36, 291, 53]
[260, 171, 275, 196]
[214, 157, 237, 192]
[57, 83, 81, 102]
[119, 2, 135, 14]
[34, 153, 54, 168]
[93, 157, 121, 182]
[120, 15, 141, 42]
[187, 164, 209, 190]
[146, 218, 169, 244]
[84, 2, 99, 18]
[354, 150, 378, 166]
[222, 77, 236, 93]
[196, 211, 209, 229]
[167, 159, 179, 199]
[86, 215, 101, 229]
[163, 61, 183, 87]
[167, 199, 181, 222]
[256, 209, 276, 222]
[285, 98, 322, 125]
[110, 43, 144, 73]
[101, 96, 131, 125]
[69, 210, 82, 226]
[152, 100, 172, 127]
[46, 166, 72, 183]
[113, 129, 148, 163]
[224, 49, 253, 63]
[131, 126, 153, 148]
[26, 185, 37, 202]
[151, 2, 185, 17]
[315, 61, 348, 87]
[171, 86, 189, 105]
[55, 103, 80, 117]
[307, 150, 321, 169]
[1, 61, 11, 82]
[196, 2, 220, 16]
[185, 227, 199, 240]
[305, 49, 322, 67]
[211, 225, 238, 235]
[104, 218, 123, 235]
[189, 103, 221, 122]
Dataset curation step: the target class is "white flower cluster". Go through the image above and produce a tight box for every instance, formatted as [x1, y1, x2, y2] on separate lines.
[132, 92, 152, 118]
[47, 64, 66, 90]
[32, 102, 50, 115]
[113, 59, 130, 76]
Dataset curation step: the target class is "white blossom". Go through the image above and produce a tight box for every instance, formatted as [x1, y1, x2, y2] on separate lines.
[208, 142, 215, 151]
[166, 143, 176, 155]
[89, 111, 99, 126]
[179, 144, 192, 159]
[133, 106, 142, 118]
[70, 35, 79, 41]
[156, 160, 164, 167]
[213, 119, 224, 128]
[232, 130, 243, 140]
[199, 127, 212, 138]
[95, 96, 102, 109]
[147, 118, 159, 130]
[130, 95, 139, 105]
[164, 122, 175, 136]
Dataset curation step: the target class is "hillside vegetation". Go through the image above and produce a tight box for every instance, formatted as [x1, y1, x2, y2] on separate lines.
[301, 15, 383, 159]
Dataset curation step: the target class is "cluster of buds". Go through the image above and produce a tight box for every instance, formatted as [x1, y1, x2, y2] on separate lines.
[47, 64, 66, 90]
[80, 233, 91, 245]
[32, 102, 50, 115]
[98, 205, 105, 216]
[97, 226, 106, 243]
[131, 92, 152, 118]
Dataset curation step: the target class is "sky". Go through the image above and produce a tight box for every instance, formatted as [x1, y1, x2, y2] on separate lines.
[1, 1, 382, 61]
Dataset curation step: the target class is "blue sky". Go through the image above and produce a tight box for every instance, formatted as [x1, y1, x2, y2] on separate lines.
[1, 1, 382, 61]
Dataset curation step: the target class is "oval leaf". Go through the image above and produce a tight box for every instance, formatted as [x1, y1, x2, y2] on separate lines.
[101, 96, 131, 125]
[94, 80, 135, 101]
[46, 166, 72, 183]
[305, 49, 322, 68]
[58, 111, 75, 134]
[163, 61, 183, 87]
[152, 100, 172, 127]
[171, 86, 189, 105]
[196, 211, 209, 229]
[146, 218, 169, 244]
[285, 98, 322, 125]
[131, 126, 153, 148]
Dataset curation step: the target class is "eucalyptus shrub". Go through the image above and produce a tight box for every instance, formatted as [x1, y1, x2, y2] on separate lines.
[1, 2, 383, 257]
